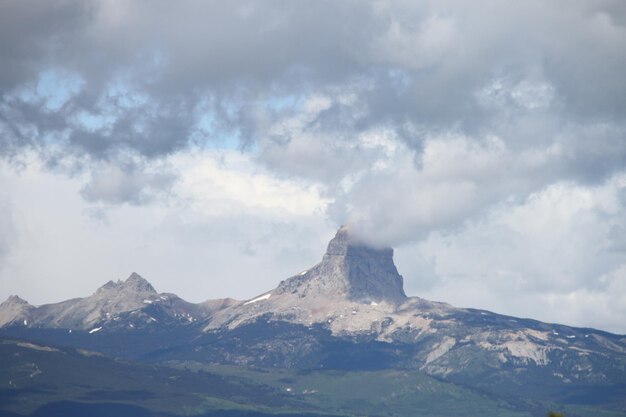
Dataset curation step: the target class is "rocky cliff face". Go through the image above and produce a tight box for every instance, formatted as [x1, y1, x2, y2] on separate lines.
[275, 225, 407, 304]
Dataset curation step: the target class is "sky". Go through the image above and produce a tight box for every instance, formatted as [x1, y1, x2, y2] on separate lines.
[1, 0, 625, 334]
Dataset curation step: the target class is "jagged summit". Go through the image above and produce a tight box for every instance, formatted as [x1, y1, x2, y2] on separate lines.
[97, 272, 157, 294]
[121, 272, 157, 293]
[1, 295, 30, 306]
[276, 225, 406, 304]
[0, 272, 234, 330]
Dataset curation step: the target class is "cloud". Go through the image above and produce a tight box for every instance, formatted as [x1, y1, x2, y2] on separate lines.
[1, 1, 622, 162]
[0, 152, 332, 303]
[0, 200, 16, 267]
[1, 0, 626, 331]
[399, 175, 626, 332]
[80, 157, 175, 205]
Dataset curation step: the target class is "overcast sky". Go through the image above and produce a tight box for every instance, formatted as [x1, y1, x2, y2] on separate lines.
[1, 0, 625, 334]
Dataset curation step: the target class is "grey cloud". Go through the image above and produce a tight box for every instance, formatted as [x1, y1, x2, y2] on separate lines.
[80, 158, 175, 205]
[0, 1, 620, 156]
[0, 200, 16, 266]
[0, 0, 625, 244]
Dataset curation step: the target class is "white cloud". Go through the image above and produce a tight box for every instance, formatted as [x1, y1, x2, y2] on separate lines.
[398, 175, 626, 332]
[0, 151, 332, 305]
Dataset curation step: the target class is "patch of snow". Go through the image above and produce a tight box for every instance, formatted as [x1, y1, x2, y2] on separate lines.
[68, 329, 72, 333]
[299, 270, 308, 276]
[566, 335, 576, 339]
[244, 293, 272, 305]
[285, 387, 292, 392]
[23, 320, 28, 326]
[143, 299, 153, 304]
[160, 296, 168, 301]
[370, 301, 378, 306]
[89, 327, 102, 334]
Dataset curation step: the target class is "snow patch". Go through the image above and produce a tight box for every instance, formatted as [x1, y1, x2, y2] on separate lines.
[299, 270, 308, 276]
[244, 293, 272, 305]
[143, 299, 153, 304]
[89, 327, 102, 334]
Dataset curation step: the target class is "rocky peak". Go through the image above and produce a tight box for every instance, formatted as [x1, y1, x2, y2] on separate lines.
[1, 295, 30, 307]
[96, 273, 156, 295]
[277, 226, 407, 304]
[324, 225, 394, 259]
[122, 272, 156, 293]
[0, 295, 34, 327]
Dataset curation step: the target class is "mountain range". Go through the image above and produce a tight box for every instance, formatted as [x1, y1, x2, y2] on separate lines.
[1, 226, 625, 416]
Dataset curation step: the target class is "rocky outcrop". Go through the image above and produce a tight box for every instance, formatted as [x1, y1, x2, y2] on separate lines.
[275, 225, 407, 304]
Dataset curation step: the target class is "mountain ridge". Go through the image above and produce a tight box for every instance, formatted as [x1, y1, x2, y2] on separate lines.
[1, 226, 625, 409]
[0, 272, 239, 331]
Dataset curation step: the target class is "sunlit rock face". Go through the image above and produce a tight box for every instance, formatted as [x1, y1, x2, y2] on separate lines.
[275, 225, 407, 304]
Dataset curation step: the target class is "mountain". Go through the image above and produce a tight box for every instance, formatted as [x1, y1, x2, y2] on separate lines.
[203, 227, 625, 377]
[0, 272, 238, 331]
[1, 227, 625, 416]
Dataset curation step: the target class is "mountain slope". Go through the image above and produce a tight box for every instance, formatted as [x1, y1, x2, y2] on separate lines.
[0, 336, 568, 417]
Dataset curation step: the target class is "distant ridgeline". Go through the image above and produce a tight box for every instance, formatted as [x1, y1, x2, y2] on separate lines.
[1, 227, 625, 417]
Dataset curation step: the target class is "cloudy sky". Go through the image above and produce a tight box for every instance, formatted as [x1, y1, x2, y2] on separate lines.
[1, 0, 625, 333]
